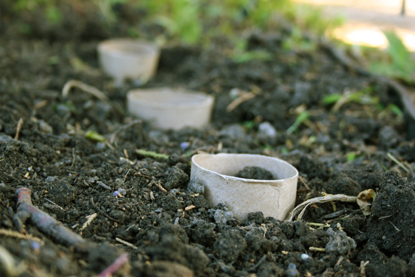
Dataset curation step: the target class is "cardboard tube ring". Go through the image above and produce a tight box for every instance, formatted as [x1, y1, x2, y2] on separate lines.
[190, 153, 298, 220]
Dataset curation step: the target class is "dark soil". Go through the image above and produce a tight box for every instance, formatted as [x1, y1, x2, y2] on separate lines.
[235, 166, 275, 180]
[1, 3, 415, 277]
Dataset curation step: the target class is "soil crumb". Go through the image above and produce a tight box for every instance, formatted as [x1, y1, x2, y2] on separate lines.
[235, 166, 275, 180]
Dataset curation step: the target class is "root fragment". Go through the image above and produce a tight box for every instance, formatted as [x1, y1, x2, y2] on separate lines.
[13, 188, 84, 247]
[14, 118, 23, 140]
[62, 79, 108, 102]
[286, 194, 357, 221]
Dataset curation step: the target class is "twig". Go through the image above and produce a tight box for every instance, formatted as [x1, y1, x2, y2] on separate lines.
[62, 80, 108, 102]
[15, 118, 23, 140]
[154, 181, 167, 192]
[387, 153, 410, 174]
[185, 205, 196, 211]
[13, 188, 84, 247]
[80, 213, 97, 231]
[97, 181, 111, 190]
[115, 238, 137, 249]
[97, 253, 129, 277]
[286, 194, 357, 221]
[136, 149, 169, 160]
[105, 141, 115, 150]
[309, 247, 325, 252]
[298, 176, 310, 190]
[122, 169, 133, 184]
[33, 100, 48, 110]
[123, 149, 129, 160]
[389, 221, 401, 232]
[360, 261, 369, 277]
[108, 120, 142, 144]
[227, 91, 256, 112]
[0, 228, 42, 242]
[71, 148, 76, 168]
[335, 256, 344, 268]
[44, 198, 64, 211]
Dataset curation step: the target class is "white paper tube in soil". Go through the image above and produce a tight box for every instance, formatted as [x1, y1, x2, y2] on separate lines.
[190, 153, 299, 220]
[98, 39, 159, 86]
[127, 88, 214, 130]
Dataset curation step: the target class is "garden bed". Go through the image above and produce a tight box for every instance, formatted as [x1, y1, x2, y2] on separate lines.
[1, 3, 415, 277]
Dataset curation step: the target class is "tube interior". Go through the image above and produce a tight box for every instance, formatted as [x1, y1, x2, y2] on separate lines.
[192, 154, 298, 180]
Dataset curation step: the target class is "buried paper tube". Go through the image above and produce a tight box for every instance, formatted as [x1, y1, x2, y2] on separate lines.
[190, 153, 298, 220]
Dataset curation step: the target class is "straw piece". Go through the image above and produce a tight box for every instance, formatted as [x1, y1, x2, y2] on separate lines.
[286, 194, 357, 221]
[0, 228, 42, 242]
[62, 80, 108, 102]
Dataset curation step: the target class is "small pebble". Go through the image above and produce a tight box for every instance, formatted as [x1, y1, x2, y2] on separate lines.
[45, 176, 57, 183]
[31, 241, 41, 251]
[187, 180, 204, 194]
[285, 263, 300, 277]
[301, 254, 310, 261]
[113, 191, 120, 197]
[180, 142, 189, 150]
[214, 210, 234, 224]
[96, 142, 106, 150]
[117, 188, 126, 196]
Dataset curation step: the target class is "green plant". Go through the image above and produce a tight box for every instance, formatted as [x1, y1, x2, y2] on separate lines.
[138, 0, 202, 44]
[85, 130, 106, 142]
[323, 87, 379, 112]
[136, 0, 338, 47]
[283, 3, 344, 36]
[242, 120, 255, 130]
[287, 110, 309, 134]
[230, 38, 272, 63]
[95, 0, 128, 23]
[12, 0, 62, 24]
[282, 26, 317, 52]
[370, 31, 415, 83]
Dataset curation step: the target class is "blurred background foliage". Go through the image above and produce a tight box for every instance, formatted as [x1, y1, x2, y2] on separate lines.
[1, 0, 413, 82]
[1, 0, 344, 44]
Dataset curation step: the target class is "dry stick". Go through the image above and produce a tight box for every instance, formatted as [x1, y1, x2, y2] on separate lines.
[115, 237, 138, 250]
[0, 228, 42, 242]
[286, 194, 357, 221]
[387, 152, 411, 174]
[33, 100, 48, 110]
[80, 213, 97, 231]
[97, 253, 129, 277]
[360, 261, 369, 277]
[62, 80, 108, 102]
[122, 169, 133, 184]
[154, 181, 167, 192]
[97, 181, 111, 190]
[185, 205, 196, 211]
[14, 118, 23, 140]
[298, 176, 310, 190]
[71, 148, 76, 168]
[13, 188, 84, 247]
[226, 92, 256, 112]
[44, 198, 64, 211]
